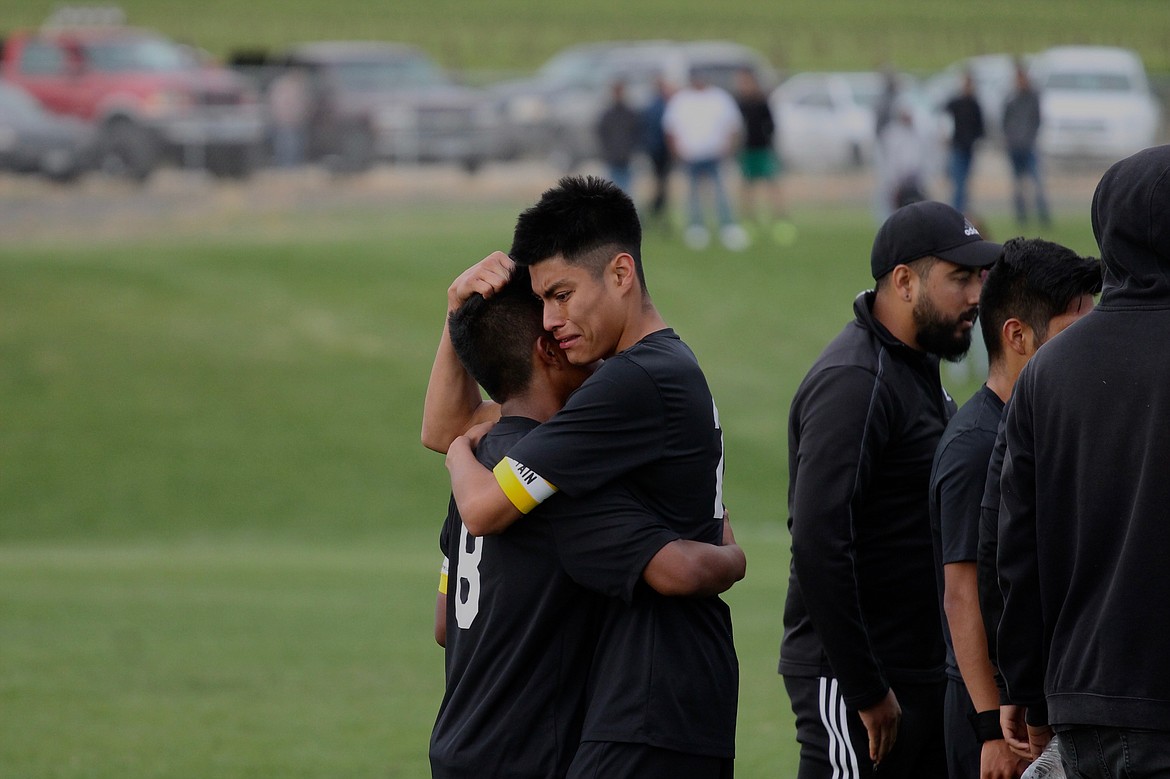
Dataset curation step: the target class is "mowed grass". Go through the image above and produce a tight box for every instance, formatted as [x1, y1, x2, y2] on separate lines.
[3, 0, 1169, 73]
[0, 193, 1099, 778]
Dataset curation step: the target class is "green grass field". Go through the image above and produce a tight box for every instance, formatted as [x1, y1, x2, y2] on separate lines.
[2, 0, 1169, 73]
[0, 186, 1100, 777]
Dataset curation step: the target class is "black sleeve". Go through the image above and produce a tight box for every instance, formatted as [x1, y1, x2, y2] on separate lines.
[977, 419, 1008, 686]
[439, 495, 457, 558]
[995, 366, 1048, 711]
[789, 364, 892, 709]
[936, 430, 995, 565]
[548, 488, 681, 604]
[506, 360, 664, 497]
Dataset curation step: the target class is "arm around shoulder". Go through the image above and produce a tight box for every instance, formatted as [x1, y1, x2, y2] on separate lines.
[446, 435, 522, 535]
[642, 539, 746, 597]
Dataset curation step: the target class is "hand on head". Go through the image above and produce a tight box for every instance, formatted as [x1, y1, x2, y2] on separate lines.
[448, 252, 516, 312]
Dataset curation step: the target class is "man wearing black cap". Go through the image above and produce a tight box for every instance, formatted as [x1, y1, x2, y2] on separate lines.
[996, 145, 1170, 773]
[780, 200, 1001, 777]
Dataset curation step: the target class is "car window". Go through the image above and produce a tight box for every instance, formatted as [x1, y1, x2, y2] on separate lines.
[331, 57, 449, 90]
[1045, 72, 1134, 92]
[796, 91, 833, 109]
[83, 38, 194, 72]
[18, 40, 67, 75]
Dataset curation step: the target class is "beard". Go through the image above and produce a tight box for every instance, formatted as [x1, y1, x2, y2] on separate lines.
[913, 294, 978, 363]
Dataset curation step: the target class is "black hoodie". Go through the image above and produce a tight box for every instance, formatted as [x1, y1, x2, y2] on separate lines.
[997, 145, 1170, 730]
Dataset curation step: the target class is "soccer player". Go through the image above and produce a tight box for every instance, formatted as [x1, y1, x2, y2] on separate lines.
[928, 238, 1101, 778]
[997, 145, 1170, 772]
[429, 274, 745, 779]
[437, 176, 738, 778]
[780, 201, 1000, 776]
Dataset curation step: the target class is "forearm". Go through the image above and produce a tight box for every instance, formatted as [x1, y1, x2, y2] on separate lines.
[420, 317, 498, 453]
[643, 540, 746, 597]
[446, 437, 521, 535]
[944, 562, 1001, 712]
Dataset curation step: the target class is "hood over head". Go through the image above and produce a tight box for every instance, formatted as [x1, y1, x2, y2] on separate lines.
[1091, 144, 1170, 309]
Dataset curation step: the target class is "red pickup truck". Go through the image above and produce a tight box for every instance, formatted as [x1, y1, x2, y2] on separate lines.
[1, 16, 265, 179]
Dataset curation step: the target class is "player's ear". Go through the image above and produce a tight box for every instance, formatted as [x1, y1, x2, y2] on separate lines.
[534, 333, 561, 366]
[1002, 317, 1030, 356]
[610, 252, 635, 289]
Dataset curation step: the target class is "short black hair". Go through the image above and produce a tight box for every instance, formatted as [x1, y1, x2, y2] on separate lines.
[510, 175, 646, 290]
[979, 237, 1103, 362]
[447, 269, 542, 403]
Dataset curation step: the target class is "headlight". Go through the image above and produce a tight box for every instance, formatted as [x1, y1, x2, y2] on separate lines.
[143, 89, 192, 117]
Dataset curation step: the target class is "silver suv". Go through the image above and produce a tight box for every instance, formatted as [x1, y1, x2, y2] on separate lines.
[278, 41, 501, 172]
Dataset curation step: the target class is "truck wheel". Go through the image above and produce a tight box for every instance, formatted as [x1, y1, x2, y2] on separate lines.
[206, 144, 256, 179]
[331, 126, 374, 174]
[98, 120, 158, 182]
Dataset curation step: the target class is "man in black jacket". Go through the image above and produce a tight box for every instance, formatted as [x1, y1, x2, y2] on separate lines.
[781, 200, 1000, 777]
[997, 145, 1170, 774]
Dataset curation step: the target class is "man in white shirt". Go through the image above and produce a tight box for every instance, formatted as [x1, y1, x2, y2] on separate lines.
[662, 70, 748, 251]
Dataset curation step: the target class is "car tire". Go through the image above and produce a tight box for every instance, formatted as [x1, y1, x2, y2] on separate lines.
[330, 125, 374, 174]
[97, 119, 158, 182]
[206, 144, 257, 179]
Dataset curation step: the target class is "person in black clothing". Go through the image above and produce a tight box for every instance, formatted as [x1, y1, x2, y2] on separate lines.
[641, 74, 673, 228]
[733, 68, 791, 243]
[435, 176, 740, 779]
[944, 71, 985, 215]
[781, 200, 1000, 777]
[596, 80, 643, 197]
[928, 239, 1101, 779]
[997, 144, 1170, 773]
[1001, 62, 1050, 228]
[428, 273, 745, 779]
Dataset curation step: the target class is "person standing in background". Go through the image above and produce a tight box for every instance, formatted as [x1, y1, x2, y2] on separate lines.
[733, 68, 793, 244]
[1002, 61, 1050, 228]
[663, 69, 748, 251]
[267, 67, 312, 168]
[596, 80, 643, 197]
[642, 75, 674, 229]
[944, 71, 985, 215]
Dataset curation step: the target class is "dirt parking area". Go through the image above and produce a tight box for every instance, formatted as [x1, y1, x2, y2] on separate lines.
[0, 156, 1110, 246]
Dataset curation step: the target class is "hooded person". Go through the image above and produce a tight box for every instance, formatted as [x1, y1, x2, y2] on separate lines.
[996, 144, 1170, 773]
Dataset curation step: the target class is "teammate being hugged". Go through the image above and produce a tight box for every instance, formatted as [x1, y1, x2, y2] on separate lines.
[434, 176, 739, 779]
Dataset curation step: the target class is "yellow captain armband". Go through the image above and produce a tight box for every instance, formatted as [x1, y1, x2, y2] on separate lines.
[493, 456, 558, 514]
[438, 557, 449, 595]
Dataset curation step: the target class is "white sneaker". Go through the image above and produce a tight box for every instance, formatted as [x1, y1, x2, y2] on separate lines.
[720, 223, 751, 251]
[683, 225, 710, 250]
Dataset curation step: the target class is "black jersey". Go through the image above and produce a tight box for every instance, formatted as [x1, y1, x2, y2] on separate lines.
[927, 384, 1004, 681]
[495, 329, 738, 758]
[431, 417, 681, 779]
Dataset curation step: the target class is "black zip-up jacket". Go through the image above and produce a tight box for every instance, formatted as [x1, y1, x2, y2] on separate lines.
[780, 291, 954, 710]
[998, 145, 1170, 731]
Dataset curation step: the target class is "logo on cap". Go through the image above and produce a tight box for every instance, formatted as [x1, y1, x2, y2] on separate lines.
[963, 219, 980, 237]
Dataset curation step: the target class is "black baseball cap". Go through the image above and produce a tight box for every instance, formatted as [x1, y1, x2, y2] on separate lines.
[870, 201, 1003, 280]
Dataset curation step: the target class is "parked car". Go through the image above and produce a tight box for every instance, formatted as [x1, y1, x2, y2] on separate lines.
[1, 9, 265, 180]
[1031, 46, 1161, 161]
[276, 41, 501, 173]
[0, 79, 95, 180]
[491, 40, 777, 169]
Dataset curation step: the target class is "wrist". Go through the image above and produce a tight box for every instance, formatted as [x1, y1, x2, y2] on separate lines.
[969, 708, 1003, 742]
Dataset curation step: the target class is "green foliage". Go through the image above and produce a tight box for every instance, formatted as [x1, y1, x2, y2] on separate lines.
[0, 195, 1097, 777]
[2, 0, 1169, 73]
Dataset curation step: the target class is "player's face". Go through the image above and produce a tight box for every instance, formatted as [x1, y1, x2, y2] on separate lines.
[1039, 293, 1095, 347]
[912, 259, 984, 362]
[529, 255, 623, 365]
